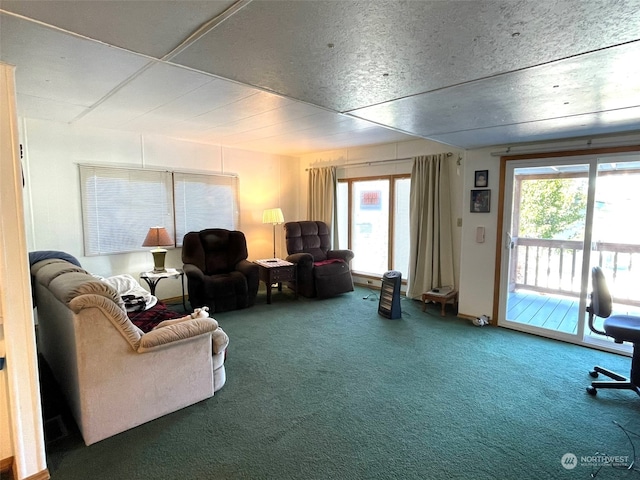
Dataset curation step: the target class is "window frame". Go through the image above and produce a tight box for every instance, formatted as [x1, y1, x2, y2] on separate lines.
[338, 173, 410, 277]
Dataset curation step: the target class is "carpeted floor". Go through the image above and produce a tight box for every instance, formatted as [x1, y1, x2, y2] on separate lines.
[41, 286, 640, 479]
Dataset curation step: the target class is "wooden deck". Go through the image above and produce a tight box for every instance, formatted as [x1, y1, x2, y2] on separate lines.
[506, 290, 640, 336]
[507, 290, 580, 334]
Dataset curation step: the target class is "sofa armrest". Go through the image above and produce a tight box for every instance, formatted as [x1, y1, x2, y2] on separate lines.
[138, 318, 218, 352]
[286, 252, 314, 269]
[183, 263, 205, 282]
[328, 249, 354, 263]
[212, 328, 229, 355]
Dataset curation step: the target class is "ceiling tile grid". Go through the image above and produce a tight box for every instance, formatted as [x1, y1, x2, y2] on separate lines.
[1, 0, 639, 155]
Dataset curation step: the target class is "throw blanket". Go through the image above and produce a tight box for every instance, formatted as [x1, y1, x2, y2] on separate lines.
[127, 302, 183, 333]
[314, 258, 345, 267]
[29, 250, 82, 267]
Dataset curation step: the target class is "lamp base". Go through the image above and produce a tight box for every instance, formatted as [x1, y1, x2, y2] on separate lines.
[150, 249, 167, 273]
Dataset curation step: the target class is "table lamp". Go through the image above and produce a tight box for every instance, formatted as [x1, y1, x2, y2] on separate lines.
[262, 208, 284, 259]
[142, 227, 174, 272]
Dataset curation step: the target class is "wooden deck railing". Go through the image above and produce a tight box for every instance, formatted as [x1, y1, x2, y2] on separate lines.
[510, 237, 640, 307]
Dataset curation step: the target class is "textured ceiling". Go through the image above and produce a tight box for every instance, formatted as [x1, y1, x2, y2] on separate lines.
[1, 0, 639, 156]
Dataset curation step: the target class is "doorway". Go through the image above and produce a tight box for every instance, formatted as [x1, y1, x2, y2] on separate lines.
[497, 152, 640, 352]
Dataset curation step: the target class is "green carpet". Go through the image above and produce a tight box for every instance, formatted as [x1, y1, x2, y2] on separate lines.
[43, 287, 640, 479]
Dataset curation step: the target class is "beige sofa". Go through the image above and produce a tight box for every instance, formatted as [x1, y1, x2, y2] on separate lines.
[31, 259, 228, 445]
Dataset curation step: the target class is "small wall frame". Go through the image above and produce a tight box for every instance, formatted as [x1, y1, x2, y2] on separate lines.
[474, 170, 488, 187]
[470, 189, 491, 213]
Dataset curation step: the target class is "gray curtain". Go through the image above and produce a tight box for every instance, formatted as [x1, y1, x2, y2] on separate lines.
[308, 166, 338, 246]
[406, 154, 455, 299]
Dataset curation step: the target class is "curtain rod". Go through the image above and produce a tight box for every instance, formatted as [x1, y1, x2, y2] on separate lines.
[305, 152, 453, 171]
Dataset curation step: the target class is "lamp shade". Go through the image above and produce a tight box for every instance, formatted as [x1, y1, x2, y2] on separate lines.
[262, 208, 284, 225]
[142, 227, 173, 248]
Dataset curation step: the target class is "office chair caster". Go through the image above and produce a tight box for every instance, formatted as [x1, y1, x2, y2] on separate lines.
[589, 370, 599, 378]
[586, 386, 598, 395]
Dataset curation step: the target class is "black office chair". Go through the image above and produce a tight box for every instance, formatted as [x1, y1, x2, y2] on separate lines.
[586, 266, 640, 397]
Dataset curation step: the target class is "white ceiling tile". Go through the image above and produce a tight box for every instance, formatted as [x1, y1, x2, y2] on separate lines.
[0, 0, 238, 58]
[173, 0, 640, 112]
[0, 14, 150, 107]
[16, 93, 87, 124]
[430, 107, 640, 149]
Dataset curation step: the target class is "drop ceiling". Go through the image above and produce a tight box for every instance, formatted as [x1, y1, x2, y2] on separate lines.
[1, 0, 639, 156]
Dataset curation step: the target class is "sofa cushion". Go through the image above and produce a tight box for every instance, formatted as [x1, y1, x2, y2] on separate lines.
[32, 260, 89, 286]
[48, 272, 122, 306]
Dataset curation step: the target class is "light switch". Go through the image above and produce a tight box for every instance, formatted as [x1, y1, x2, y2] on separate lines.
[476, 226, 485, 243]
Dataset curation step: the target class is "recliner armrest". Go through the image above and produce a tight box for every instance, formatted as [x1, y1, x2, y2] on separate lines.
[236, 259, 259, 278]
[183, 263, 205, 282]
[287, 252, 314, 268]
[328, 249, 354, 263]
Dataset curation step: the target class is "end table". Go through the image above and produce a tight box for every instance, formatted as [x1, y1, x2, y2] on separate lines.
[140, 268, 187, 310]
[254, 259, 297, 304]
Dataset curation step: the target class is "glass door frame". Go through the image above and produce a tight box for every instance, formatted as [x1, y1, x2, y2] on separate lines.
[494, 146, 640, 353]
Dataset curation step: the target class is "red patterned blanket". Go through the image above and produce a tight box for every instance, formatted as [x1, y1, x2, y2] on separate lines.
[127, 302, 184, 333]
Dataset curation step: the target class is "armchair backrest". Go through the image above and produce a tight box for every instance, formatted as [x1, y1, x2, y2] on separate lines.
[284, 221, 331, 262]
[182, 229, 249, 275]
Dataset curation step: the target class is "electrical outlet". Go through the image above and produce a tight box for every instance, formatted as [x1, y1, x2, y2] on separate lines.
[457, 218, 462, 227]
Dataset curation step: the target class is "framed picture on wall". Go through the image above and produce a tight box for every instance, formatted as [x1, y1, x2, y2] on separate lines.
[474, 170, 488, 187]
[470, 189, 491, 213]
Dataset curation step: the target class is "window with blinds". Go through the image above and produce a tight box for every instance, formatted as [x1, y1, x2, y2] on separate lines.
[79, 165, 239, 255]
[173, 172, 239, 246]
[80, 166, 173, 255]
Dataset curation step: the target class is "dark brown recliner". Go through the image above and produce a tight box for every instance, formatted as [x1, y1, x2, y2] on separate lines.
[284, 221, 354, 299]
[182, 229, 259, 313]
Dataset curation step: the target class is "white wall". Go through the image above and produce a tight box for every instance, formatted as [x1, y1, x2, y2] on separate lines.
[21, 118, 298, 300]
[457, 147, 500, 319]
[298, 138, 465, 292]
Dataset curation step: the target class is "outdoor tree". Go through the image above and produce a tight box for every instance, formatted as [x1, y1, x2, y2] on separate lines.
[519, 178, 587, 239]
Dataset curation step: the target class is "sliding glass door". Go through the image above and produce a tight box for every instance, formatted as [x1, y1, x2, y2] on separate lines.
[498, 153, 640, 350]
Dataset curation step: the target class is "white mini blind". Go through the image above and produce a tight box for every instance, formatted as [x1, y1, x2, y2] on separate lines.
[80, 165, 174, 255]
[174, 172, 239, 246]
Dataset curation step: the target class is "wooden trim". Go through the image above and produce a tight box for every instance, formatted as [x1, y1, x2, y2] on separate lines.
[1, 456, 13, 474]
[1, 455, 50, 479]
[22, 469, 50, 480]
[492, 159, 507, 326]
[501, 144, 640, 161]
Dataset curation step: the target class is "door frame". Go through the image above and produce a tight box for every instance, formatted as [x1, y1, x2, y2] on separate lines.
[492, 145, 640, 350]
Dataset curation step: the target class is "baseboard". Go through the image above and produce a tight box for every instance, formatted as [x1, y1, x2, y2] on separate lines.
[0, 457, 50, 480]
[161, 295, 187, 304]
[22, 469, 50, 480]
[0, 456, 13, 476]
[458, 312, 495, 326]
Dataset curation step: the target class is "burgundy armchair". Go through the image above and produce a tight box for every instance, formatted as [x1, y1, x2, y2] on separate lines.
[182, 229, 259, 313]
[284, 221, 354, 299]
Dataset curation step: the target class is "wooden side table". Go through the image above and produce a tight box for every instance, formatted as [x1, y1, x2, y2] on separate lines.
[140, 268, 186, 310]
[254, 259, 297, 304]
[421, 289, 458, 316]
